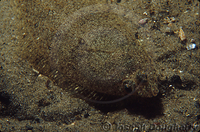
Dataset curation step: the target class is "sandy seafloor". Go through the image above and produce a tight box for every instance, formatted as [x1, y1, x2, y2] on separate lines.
[0, 0, 200, 132]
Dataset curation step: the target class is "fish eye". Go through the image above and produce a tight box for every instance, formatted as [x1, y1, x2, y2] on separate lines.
[124, 83, 132, 93]
[123, 79, 136, 93]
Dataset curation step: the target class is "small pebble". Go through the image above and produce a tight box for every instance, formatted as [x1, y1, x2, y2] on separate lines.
[143, 11, 148, 16]
[178, 27, 186, 41]
[138, 18, 148, 25]
[186, 43, 196, 50]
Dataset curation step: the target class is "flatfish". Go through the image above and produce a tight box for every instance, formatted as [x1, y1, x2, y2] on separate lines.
[49, 4, 159, 102]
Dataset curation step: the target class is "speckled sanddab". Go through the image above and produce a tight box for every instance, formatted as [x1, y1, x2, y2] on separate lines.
[49, 4, 159, 101]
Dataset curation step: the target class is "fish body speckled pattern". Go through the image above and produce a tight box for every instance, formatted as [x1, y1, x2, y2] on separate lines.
[49, 4, 159, 100]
